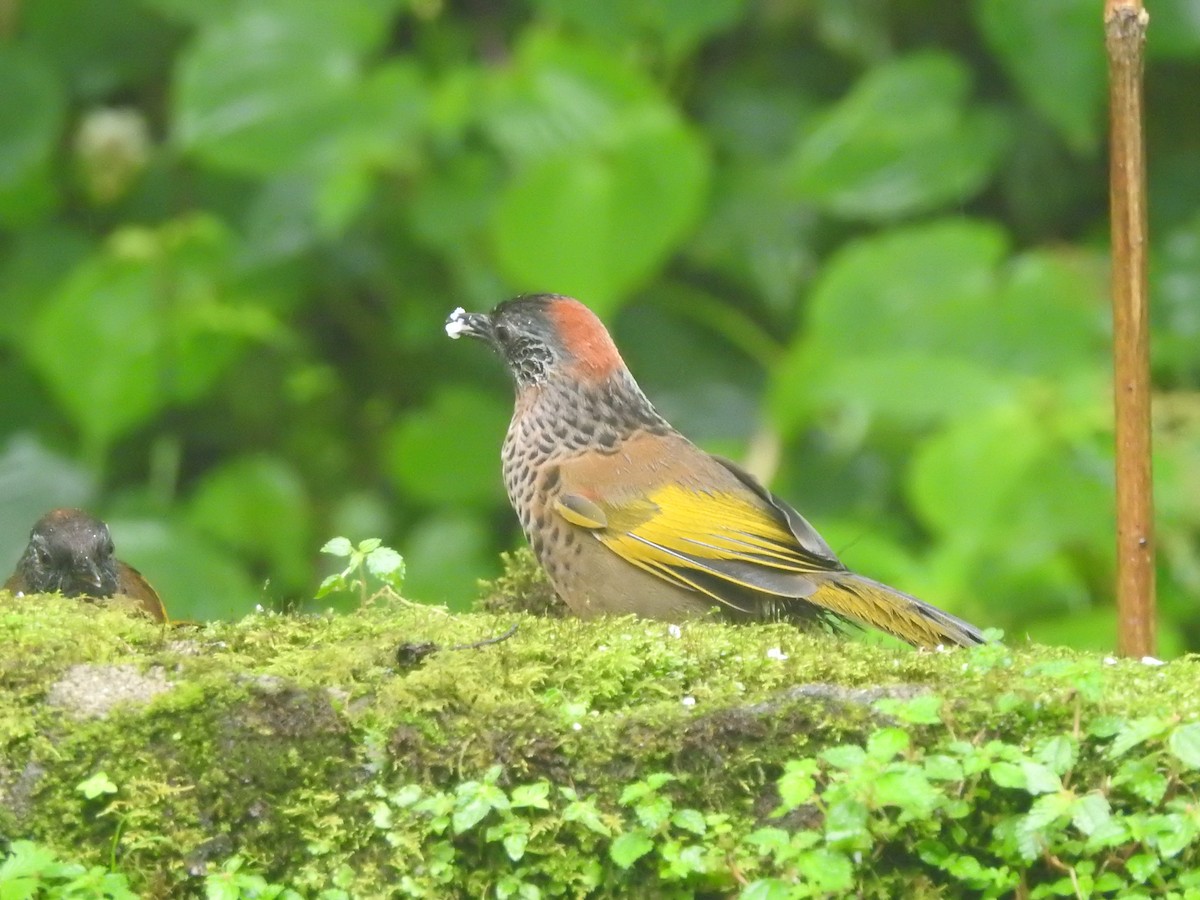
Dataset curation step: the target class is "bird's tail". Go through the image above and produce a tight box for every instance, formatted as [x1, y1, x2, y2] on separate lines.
[809, 573, 985, 648]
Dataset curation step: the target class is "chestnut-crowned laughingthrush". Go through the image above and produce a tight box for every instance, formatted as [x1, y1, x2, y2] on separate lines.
[447, 295, 984, 648]
[4, 507, 168, 622]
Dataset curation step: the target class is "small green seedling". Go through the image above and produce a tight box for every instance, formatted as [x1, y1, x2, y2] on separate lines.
[316, 537, 406, 606]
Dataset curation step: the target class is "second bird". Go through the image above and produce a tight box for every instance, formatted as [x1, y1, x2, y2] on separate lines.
[5, 508, 167, 622]
[447, 295, 984, 649]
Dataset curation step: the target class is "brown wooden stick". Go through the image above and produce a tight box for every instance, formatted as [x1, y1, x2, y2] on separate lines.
[1105, 0, 1155, 657]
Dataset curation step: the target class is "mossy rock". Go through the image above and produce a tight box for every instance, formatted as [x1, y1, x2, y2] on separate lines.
[2, 590, 1199, 898]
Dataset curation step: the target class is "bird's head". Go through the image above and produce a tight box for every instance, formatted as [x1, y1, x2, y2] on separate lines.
[446, 294, 626, 389]
[16, 508, 120, 597]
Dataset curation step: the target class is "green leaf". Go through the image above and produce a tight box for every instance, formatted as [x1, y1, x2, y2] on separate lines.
[452, 794, 494, 834]
[488, 35, 710, 312]
[492, 114, 707, 313]
[563, 798, 611, 836]
[801, 218, 1006, 358]
[670, 808, 707, 836]
[395, 512, 495, 611]
[973, 0, 1104, 152]
[385, 387, 510, 506]
[0, 227, 92, 345]
[1168, 722, 1200, 769]
[1036, 735, 1078, 776]
[0, 840, 62, 881]
[1109, 716, 1171, 758]
[27, 217, 268, 455]
[776, 759, 817, 810]
[1070, 792, 1112, 837]
[1023, 791, 1072, 831]
[609, 831, 654, 868]
[502, 833, 528, 862]
[821, 744, 867, 771]
[988, 761, 1026, 790]
[1147, 0, 1200, 59]
[1020, 761, 1063, 795]
[321, 537, 354, 557]
[908, 405, 1043, 543]
[174, 2, 418, 179]
[797, 848, 854, 892]
[365, 547, 406, 585]
[873, 768, 939, 816]
[1152, 213, 1200, 381]
[923, 755, 965, 782]
[532, 0, 746, 59]
[986, 251, 1108, 377]
[1125, 852, 1159, 883]
[739, 879, 793, 900]
[76, 771, 118, 799]
[187, 455, 313, 592]
[867, 727, 910, 762]
[823, 797, 869, 846]
[510, 782, 551, 809]
[772, 218, 1011, 433]
[0, 46, 65, 199]
[789, 52, 1006, 220]
[1113, 757, 1169, 805]
[22, 0, 173, 99]
[634, 795, 673, 831]
[1155, 813, 1197, 859]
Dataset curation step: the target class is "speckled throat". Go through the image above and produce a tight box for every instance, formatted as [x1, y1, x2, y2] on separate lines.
[501, 371, 669, 542]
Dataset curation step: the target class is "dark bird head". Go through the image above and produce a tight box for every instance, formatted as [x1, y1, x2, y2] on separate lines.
[446, 294, 627, 390]
[14, 508, 121, 597]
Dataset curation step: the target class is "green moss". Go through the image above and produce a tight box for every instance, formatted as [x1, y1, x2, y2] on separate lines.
[2, 592, 1200, 897]
[474, 547, 566, 617]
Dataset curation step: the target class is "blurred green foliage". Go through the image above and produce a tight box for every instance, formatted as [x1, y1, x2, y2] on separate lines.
[1, 0, 1199, 652]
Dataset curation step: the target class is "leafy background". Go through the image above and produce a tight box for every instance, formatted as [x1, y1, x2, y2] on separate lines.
[1, 0, 1198, 653]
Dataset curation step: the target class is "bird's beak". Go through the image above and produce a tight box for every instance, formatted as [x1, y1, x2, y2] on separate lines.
[76, 560, 108, 596]
[445, 307, 494, 342]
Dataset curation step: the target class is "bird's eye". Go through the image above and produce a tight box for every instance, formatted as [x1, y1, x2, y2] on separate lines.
[33, 546, 51, 567]
[494, 323, 512, 343]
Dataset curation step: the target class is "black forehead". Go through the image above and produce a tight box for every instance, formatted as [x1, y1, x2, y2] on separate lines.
[33, 512, 112, 550]
[490, 294, 562, 323]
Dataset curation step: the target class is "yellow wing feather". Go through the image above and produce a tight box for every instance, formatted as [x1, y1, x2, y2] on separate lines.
[557, 483, 839, 611]
[552, 476, 985, 648]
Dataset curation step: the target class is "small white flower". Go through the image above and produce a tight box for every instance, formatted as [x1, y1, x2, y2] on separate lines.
[668, 624, 682, 639]
[1141, 656, 1166, 666]
[766, 647, 788, 661]
[961, 663, 969, 673]
[1103, 656, 1118, 666]
[572, 722, 582, 731]
[255, 603, 265, 613]
[681, 696, 696, 708]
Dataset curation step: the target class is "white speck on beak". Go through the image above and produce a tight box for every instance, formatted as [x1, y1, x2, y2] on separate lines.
[445, 307, 469, 339]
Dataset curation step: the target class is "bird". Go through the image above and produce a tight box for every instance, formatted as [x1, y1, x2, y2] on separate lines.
[4, 508, 168, 622]
[446, 294, 985, 648]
